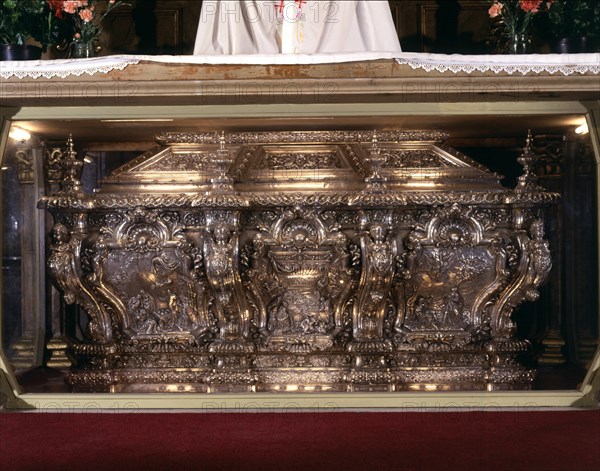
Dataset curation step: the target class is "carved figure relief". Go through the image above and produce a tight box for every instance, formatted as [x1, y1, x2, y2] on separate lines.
[245, 210, 356, 353]
[15, 148, 35, 183]
[489, 217, 552, 339]
[48, 221, 113, 343]
[204, 222, 253, 353]
[92, 209, 208, 341]
[350, 223, 396, 353]
[396, 206, 505, 348]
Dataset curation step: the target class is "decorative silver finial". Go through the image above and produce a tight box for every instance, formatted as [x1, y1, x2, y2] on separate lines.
[516, 129, 543, 192]
[210, 131, 236, 194]
[364, 131, 388, 193]
[61, 134, 84, 194]
[371, 131, 379, 151]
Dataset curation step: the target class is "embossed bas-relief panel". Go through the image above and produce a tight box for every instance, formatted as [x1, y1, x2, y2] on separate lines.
[39, 130, 557, 393]
[243, 209, 357, 354]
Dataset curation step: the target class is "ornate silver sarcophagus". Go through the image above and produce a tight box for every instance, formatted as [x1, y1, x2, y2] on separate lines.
[39, 130, 556, 392]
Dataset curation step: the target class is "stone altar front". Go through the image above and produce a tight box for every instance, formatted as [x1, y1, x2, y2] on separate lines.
[39, 130, 555, 393]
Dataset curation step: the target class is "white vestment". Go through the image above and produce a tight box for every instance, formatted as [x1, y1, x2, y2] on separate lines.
[194, 1, 401, 54]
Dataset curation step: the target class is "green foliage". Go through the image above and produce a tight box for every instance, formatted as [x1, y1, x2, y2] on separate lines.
[546, 0, 600, 38]
[0, 0, 54, 47]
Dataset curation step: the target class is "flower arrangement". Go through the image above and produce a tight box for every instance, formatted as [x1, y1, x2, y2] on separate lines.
[488, 1, 555, 53]
[0, 0, 56, 49]
[47, 0, 129, 54]
[545, 0, 600, 41]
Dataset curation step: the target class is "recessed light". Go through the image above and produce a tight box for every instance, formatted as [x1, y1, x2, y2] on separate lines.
[575, 122, 589, 135]
[9, 127, 31, 142]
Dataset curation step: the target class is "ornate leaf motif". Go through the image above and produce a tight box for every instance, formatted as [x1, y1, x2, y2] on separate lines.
[383, 149, 445, 168]
[142, 153, 214, 172]
[156, 130, 450, 146]
[255, 151, 343, 170]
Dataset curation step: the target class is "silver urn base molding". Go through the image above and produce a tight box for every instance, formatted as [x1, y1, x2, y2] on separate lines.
[39, 130, 556, 393]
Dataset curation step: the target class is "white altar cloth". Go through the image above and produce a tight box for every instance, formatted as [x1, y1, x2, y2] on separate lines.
[1, 53, 599, 79]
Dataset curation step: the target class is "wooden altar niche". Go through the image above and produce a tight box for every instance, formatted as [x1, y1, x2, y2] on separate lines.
[38, 129, 557, 393]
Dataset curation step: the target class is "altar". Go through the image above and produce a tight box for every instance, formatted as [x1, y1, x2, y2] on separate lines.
[0, 53, 599, 408]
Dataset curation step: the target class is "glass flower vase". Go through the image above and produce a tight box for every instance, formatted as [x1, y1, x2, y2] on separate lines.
[508, 31, 530, 54]
[72, 42, 96, 59]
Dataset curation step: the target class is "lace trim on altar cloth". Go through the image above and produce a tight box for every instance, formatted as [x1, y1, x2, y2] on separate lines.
[1, 53, 598, 79]
[0, 56, 142, 79]
[395, 52, 600, 76]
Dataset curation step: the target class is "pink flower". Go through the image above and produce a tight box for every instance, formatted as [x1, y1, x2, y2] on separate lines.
[519, 0, 543, 13]
[62, 0, 88, 13]
[488, 2, 503, 18]
[79, 8, 94, 22]
[62, 1, 79, 14]
[74, 33, 81, 39]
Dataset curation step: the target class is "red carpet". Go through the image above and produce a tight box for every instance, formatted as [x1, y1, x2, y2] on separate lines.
[1, 410, 599, 471]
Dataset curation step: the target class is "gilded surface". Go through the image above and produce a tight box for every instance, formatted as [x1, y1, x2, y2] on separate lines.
[40, 130, 556, 392]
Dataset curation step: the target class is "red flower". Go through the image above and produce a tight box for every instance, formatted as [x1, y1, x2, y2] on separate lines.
[519, 0, 543, 13]
[47, 0, 65, 18]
